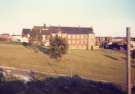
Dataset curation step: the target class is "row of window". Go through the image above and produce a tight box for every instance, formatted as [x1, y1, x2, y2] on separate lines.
[42, 34, 94, 39]
[67, 34, 88, 39]
[68, 40, 88, 45]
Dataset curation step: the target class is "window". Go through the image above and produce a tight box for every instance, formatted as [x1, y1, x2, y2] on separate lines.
[76, 35, 80, 39]
[76, 40, 80, 44]
[72, 40, 75, 44]
[72, 35, 75, 39]
[68, 35, 71, 39]
[81, 35, 84, 39]
[68, 40, 71, 44]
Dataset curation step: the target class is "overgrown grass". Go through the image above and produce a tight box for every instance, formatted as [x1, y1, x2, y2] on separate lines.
[0, 43, 135, 88]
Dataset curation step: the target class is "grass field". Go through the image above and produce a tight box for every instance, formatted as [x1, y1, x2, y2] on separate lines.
[0, 43, 135, 88]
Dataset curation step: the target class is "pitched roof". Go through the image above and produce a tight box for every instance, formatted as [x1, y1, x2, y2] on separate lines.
[32, 26, 94, 34]
[48, 26, 94, 34]
[22, 29, 31, 35]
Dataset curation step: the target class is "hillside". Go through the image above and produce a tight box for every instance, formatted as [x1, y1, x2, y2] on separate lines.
[0, 43, 135, 88]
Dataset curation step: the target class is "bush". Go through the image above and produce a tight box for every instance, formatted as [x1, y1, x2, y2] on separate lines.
[0, 68, 5, 82]
[22, 42, 29, 46]
[49, 35, 68, 59]
[131, 50, 135, 59]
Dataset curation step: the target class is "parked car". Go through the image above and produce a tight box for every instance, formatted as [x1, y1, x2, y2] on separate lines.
[104, 42, 127, 50]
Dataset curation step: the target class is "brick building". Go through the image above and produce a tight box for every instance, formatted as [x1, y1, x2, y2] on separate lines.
[23, 24, 96, 50]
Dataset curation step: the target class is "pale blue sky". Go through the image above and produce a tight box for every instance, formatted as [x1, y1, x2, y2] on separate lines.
[0, 0, 135, 36]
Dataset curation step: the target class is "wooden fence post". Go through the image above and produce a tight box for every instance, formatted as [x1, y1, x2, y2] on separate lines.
[126, 27, 132, 94]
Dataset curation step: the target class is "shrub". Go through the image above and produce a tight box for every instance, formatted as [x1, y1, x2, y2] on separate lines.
[131, 49, 135, 59]
[22, 42, 29, 47]
[49, 35, 68, 59]
[0, 68, 5, 82]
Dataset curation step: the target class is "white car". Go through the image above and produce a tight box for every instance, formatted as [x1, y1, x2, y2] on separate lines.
[21, 37, 29, 43]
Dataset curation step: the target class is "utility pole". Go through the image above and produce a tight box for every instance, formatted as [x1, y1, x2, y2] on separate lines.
[126, 27, 132, 94]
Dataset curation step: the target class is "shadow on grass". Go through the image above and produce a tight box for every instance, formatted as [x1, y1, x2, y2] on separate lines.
[121, 57, 135, 68]
[0, 76, 127, 94]
[104, 55, 118, 61]
[38, 46, 49, 54]
[37, 46, 61, 60]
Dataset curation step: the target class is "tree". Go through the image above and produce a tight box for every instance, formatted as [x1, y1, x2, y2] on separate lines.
[49, 35, 68, 59]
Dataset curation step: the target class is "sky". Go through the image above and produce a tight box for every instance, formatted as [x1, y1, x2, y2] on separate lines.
[0, 0, 135, 37]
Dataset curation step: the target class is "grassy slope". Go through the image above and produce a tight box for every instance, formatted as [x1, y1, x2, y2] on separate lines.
[0, 43, 134, 87]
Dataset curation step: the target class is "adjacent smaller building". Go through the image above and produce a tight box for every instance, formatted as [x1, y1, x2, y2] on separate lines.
[0, 33, 12, 41]
[96, 36, 112, 47]
[11, 35, 22, 42]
